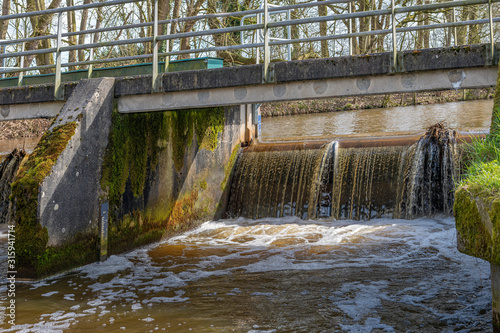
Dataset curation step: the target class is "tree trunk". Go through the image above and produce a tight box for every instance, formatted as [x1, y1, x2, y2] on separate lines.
[170, 0, 182, 53]
[0, 0, 10, 66]
[67, 0, 77, 71]
[318, 0, 329, 58]
[78, 0, 91, 66]
[0, 0, 10, 40]
[25, 0, 63, 73]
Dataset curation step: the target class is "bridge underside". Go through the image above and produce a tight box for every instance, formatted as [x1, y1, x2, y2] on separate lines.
[0, 44, 498, 120]
[118, 67, 497, 113]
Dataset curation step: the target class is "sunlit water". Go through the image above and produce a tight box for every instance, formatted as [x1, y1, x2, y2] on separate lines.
[261, 100, 493, 141]
[0, 217, 492, 332]
[0, 100, 495, 332]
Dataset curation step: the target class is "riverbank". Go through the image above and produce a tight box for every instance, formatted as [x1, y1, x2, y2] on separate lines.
[261, 88, 494, 117]
[0, 118, 52, 141]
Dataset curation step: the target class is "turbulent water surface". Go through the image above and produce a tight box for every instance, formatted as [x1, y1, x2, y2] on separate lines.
[0, 100, 495, 332]
[0, 217, 492, 332]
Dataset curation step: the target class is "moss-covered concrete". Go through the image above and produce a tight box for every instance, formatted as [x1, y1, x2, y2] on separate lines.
[7, 76, 246, 279]
[454, 51, 500, 332]
[10, 122, 81, 278]
[455, 187, 500, 266]
[101, 105, 240, 256]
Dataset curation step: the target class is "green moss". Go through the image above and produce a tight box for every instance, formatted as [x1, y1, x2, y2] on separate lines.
[172, 107, 225, 170]
[11, 122, 78, 278]
[454, 187, 500, 266]
[221, 144, 240, 191]
[35, 234, 99, 277]
[102, 106, 225, 204]
[102, 106, 225, 255]
[101, 108, 170, 207]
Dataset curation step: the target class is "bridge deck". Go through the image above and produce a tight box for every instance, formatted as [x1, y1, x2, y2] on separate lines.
[0, 44, 498, 120]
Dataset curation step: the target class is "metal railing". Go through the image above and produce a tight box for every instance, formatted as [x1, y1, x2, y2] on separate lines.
[0, 0, 499, 99]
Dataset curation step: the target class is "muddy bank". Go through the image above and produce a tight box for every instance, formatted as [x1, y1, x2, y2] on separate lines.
[0, 118, 52, 140]
[261, 88, 493, 117]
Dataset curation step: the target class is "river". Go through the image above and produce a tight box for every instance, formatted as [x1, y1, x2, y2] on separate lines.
[0, 100, 495, 332]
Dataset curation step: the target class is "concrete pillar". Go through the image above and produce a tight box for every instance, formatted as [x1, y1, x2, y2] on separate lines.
[245, 104, 253, 144]
[493, 263, 500, 333]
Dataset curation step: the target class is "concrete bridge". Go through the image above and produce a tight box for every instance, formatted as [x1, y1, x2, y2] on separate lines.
[0, 44, 498, 122]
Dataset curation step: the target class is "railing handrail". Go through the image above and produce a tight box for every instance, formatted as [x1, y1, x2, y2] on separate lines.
[1, 0, 499, 96]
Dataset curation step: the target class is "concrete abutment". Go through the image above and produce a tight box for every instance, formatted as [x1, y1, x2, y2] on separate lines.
[7, 78, 254, 278]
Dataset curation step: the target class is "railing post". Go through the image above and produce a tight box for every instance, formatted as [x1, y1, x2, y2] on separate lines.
[489, 0, 494, 60]
[88, 47, 94, 79]
[164, 22, 171, 73]
[1, 42, 6, 79]
[263, 0, 270, 83]
[152, 0, 160, 92]
[453, 6, 457, 46]
[391, 0, 397, 72]
[18, 42, 25, 87]
[54, 12, 63, 100]
[286, 9, 292, 61]
[256, 14, 261, 65]
[348, 1, 353, 56]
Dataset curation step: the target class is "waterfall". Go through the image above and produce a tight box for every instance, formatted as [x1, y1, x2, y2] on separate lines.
[0, 149, 26, 224]
[226, 142, 335, 219]
[226, 126, 462, 220]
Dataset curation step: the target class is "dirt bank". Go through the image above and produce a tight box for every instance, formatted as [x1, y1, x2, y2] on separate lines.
[0, 118, 52, 140]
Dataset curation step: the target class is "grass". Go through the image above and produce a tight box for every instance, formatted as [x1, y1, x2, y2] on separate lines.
[460, 118, 500, 197]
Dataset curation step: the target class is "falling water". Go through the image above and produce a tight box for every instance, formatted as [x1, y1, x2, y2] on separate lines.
[227, 125, 462, 221]
[226, 142, 335, 219]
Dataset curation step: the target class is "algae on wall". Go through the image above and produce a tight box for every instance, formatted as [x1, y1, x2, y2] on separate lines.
[10, 123, 100, 278]
[454, 53, 500, 267]
[100, 106, 229, 255]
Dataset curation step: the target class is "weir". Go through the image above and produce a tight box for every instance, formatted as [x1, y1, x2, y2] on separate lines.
[227, 126, 463, 221]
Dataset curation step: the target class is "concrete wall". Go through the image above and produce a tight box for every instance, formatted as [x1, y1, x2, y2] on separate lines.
[9, 78, 250, 279]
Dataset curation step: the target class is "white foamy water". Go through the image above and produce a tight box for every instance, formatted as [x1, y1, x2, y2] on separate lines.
[0, 217, 492, 332]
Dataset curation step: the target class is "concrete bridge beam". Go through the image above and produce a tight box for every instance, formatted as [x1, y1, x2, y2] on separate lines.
[117, 67, 497, 113]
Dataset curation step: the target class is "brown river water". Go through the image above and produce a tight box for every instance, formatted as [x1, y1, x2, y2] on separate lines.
[0, 100, 495, 332]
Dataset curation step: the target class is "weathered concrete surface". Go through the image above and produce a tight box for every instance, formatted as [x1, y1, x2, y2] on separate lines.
[39, 78, 115, 246]
[493, 263, 500, 333]
[102, 105, 246, 256]
[118, 67, 497, 112]
[7, 85, 249, 277]
[0, 44, 498, 113]
[0, 81, 78, 105]
[0, 101, 64, 121]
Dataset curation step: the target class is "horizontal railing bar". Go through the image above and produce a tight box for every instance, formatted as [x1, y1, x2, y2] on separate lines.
[0, 64, 55, 75]
[63, 54, 152, 67]
[0, 37, 152, 59]
[395, 0, 500, 14]
[268, 9, 392, 28]
[0, 47, 57, 59]
[158, 23, 264, 41]
[1, 0, 144, 20]
[269, 17, 500, 47]
[270, 29, 391, 46]
[58, 37, 152, 53]
[397, 17, 494, 33]
[2, 14, 498, 62]
[0, 0, 353, 46]
[160, 42, 264, 57]
[1, 0, 495, 48]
